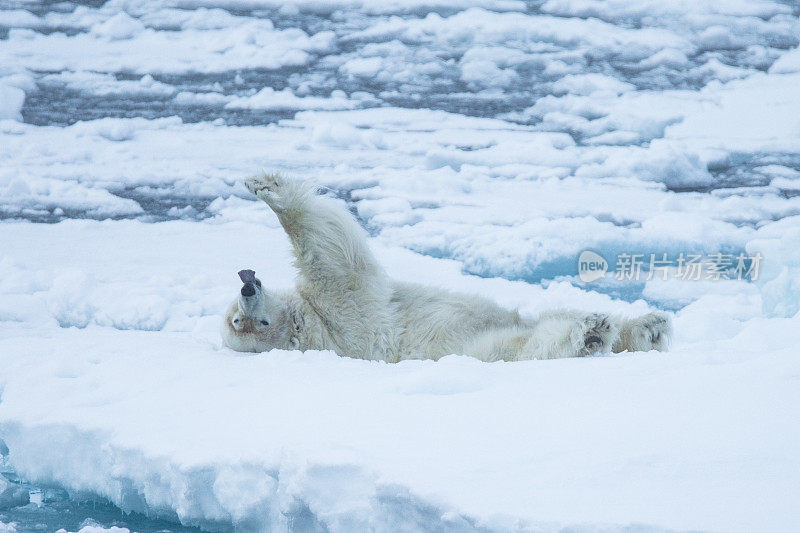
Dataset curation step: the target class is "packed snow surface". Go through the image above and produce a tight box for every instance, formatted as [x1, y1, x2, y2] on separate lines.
[1, 0, 800, 531]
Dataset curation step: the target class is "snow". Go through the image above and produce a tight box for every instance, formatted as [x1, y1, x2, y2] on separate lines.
[1, 220, 799, 532]
[1, 216, 799, 531]
[2, 0, 800, 530]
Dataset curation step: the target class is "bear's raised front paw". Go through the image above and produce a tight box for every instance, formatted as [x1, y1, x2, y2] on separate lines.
[245, 172, 284, 197]
[581, 313, 617, 356]
[629, 312, 672, 352]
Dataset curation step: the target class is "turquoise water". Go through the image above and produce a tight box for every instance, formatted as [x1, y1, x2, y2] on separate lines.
[1, 461, 204, 533]
[1, 498, 203, 533]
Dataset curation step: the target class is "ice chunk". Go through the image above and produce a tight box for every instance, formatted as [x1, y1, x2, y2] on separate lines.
[748, 217, 800, 318]
[458, 47, 523, 89]
[0, 18, 332, 74]
[551, 73, 634, 96]
[40, 72, 175, 98]
[575, 142, 714, 188]
[541, 0, 792, 23]
[0, 473, 28, 511]
[339, 57, 384, 78]
[90, 13, 146, 40]
[769, 46, 800, 74]
[0, 10, 41, 29]
[173, 91, 229, 106]
[0, 84, 24, 122]
[226, 88, 357, 111]
[666, 72, 800, 149]
[57, 526, 130, 533]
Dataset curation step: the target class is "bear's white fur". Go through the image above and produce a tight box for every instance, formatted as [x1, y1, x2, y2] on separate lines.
[222, 173, 672, 362]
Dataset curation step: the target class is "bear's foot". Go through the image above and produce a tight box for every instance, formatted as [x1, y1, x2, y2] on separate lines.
[623, 312, 672, 352]
[245, 172, 285, 198]
[579, 313, 616, 356]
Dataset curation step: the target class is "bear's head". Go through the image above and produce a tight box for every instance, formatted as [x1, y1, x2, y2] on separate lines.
[221, 269, 300, 353]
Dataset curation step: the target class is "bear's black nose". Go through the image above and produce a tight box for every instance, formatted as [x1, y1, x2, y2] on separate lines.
[241, 283, 256, 297]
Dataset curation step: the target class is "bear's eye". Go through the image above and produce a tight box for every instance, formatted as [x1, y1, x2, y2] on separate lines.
[233, 318, 240, 325]
[255, 279, 262, 287]
[260, 320, 269, 326]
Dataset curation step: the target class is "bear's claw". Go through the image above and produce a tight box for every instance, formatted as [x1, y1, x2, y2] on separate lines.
[245, 172, 284, 197]
[629, 312, 672, 351]
[580, 313, 617, 355]
[585, 335, 602, 348]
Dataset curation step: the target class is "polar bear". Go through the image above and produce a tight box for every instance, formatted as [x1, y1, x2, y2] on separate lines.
[222, 173, 671, 362]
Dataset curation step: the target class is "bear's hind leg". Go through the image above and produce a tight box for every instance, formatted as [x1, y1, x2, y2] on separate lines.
[579, 313, 617, 356]
[461, 326, 534, 362]
[520, 310, 619, 360]
[612, 312, 672, 353]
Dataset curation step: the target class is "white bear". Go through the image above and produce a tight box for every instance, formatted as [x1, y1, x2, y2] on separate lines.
[222, 173, 671, 362]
